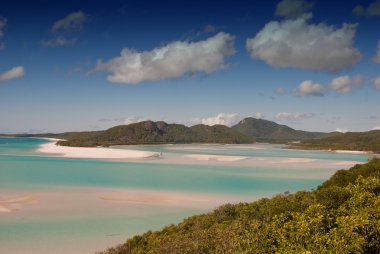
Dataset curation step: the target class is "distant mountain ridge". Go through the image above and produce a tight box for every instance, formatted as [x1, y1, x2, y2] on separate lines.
[2, 118, 342, 147]
[57, 121, 254, 147]
[232, 117, 337, 141]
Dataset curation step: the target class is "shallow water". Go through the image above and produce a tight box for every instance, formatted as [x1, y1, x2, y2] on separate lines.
[0, 138, 373, 253]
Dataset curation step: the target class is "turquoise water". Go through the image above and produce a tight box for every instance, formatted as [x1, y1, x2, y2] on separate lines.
[118, 143, 371, 162]
[0, 138, 373, 253]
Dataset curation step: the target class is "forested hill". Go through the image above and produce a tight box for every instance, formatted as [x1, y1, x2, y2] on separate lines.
[100, 158, 380, 254]
[57, 121, 254, 147]
[232, 117, 337, 141]
[291, 130, 380, 153]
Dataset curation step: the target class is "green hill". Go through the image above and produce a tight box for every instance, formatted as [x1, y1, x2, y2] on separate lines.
[100, 158, 380, 254]
[232, 117, 337, 142]
[291, 130, 380, 153]
[57, 121, 254, 147]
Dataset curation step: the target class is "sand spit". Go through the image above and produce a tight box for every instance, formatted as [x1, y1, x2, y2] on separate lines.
[37, 141, 160, 159]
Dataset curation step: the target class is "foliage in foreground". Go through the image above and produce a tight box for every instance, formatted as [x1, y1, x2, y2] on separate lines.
[100, 158, 380, 254]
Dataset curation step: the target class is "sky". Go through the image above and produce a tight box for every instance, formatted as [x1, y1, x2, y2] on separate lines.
[0, 0, 380, 134]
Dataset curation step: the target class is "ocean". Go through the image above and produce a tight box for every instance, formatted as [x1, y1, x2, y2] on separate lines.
[0, 137, 372, 253]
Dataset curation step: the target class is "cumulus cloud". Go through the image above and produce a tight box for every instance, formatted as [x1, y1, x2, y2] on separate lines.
[373, 40, 380, 63]
[0, 66, 25, 81]
[294, 80, 325, 96]
[330, 75, 364, 93]
[336, 128, 348, 133]
[0, 16, 7, 50]
[51, 11, 87, 32]
[246, 14, 361, 72]
[353, 0, 380, 17]
[274, 86, 286, 95]
[41, 36, 77, 47]
[191, 113, 242, 127]
[275, 0, 314, 18]
[373, 77, 380, 90]
[275, 112, 315, 122]
[94, 32, 235, 84]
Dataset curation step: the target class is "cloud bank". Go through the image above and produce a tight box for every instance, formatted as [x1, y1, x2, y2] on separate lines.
[246, 14, 361, 72]
[275, 112, 315, 122]
[336, 128, 348, 133]
[275, 0, 314, 18]
[95, 32, 235, 84]
[0, 66, 25, 81]
[191, 113, 242, 127]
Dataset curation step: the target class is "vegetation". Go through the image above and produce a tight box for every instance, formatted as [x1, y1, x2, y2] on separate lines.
[57, 121, 254, 147]
[232, 117, 337, 142]
[291, 130, 380, 153]
[100, 158, 380, 254]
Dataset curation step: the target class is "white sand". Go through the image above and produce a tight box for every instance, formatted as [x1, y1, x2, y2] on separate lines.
[182, 154, 249, 162]
[282, 158, 316, 163]
[334, 150, 369, 154]
[37, 141, 160, 159]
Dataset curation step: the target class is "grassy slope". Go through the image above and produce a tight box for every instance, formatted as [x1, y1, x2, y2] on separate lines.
[100, 158, 380, 254]
[232, 117, 337, 142]
[291, 130, 380, 153]
[57, 121, 254, 147]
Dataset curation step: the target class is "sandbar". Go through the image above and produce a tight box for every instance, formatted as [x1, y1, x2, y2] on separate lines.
[37, 141, 160, 159]
[182, 154, 249, 162]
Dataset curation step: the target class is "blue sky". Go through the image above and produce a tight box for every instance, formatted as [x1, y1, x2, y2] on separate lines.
[0, 0, 380, 133]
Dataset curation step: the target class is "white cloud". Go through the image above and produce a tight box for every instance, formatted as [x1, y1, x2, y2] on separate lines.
[275, 0, 314, 18]
[294, 80, 325, 96]
[254, 112, 265, 119]
[373, 40, 380, 63]
[41, 36, 77, 47]
[353, 0, 380, 16]
[94, 32, 235, 84]
[275, 112, 315, 122]
[0, 16, 7, 50]
[191, 113, 242, 127]
[330, 75, 364, 93]
[51, 11, 87, 32]
[0, 66, 25, 81]
[124, 117, 147, 125]
[246, 14, 361, 72]
[274, 86, 286, 95]
[336, 128, 348, 133]
[373, 77, 380, 90]
[43, 11, 87, 48]
[372, 126, 380, 130]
